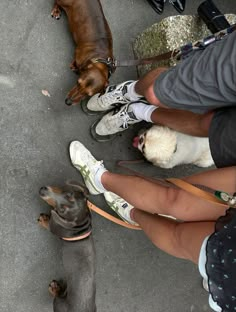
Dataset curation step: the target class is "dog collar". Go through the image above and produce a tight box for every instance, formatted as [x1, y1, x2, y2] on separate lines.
[62, 230, 92, 241]
[91, 57, 116, 77]
[49, 210, 92, 240]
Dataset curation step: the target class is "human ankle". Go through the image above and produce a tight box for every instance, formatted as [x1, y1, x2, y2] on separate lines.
[130, 102, 157, 122]
[94, 168, 108, 192]
[99, 171, 111, 190]
[127, 81, 142, 101]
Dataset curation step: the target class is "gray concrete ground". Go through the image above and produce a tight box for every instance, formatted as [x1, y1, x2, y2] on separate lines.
[0, 1, 235, 311]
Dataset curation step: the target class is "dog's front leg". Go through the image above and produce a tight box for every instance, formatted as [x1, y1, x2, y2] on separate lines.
[38, 213, 50, 230]
[51, 2, 62, 20]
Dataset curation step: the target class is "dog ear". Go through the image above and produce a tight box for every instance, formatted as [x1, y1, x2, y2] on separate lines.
[66, 180, 89, 198]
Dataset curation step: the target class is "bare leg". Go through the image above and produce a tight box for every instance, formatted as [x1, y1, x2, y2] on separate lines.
[150, 108, 214, 137]
[134, 67, 168, 106]
[132, 209, 215, 264]
[101, 166, 236, 222]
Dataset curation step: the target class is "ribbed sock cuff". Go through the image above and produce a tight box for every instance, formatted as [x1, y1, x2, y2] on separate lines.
[143, 105, 157, 123]
[130, 102, 157, 122]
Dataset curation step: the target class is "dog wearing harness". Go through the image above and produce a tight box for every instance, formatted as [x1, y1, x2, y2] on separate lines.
[38, 182, 96, 312]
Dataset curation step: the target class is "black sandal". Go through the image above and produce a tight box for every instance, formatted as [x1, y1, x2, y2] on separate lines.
[169, 0, 185, 14]
[146, 0, 165, 14]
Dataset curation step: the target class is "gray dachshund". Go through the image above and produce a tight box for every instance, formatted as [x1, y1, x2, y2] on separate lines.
[38, 182, 96, 312]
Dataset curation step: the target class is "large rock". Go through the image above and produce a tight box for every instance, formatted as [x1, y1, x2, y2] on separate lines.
[133, 14, 236, 77]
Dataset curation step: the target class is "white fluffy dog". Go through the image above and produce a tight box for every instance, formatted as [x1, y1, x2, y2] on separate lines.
[133, 125, 214, 169]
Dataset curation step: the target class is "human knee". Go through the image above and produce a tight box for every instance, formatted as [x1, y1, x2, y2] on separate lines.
[150, 219, 189, 260]
[163, 187, 181, 217]
[173, 223, 195, 261]
[144, 84, 160, 106]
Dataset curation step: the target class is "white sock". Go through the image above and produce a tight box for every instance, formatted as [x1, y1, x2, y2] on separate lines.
[94, 167, 108, 192]
[130, 102, 157, 122]
[126, 81, 142, 101]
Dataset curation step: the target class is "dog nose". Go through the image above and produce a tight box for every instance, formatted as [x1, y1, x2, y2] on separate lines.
[39, 187, 48, 196]
[65, 97, 73, 106]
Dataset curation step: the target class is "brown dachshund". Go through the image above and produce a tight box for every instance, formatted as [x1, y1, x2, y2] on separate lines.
[51, 0, 113, 105]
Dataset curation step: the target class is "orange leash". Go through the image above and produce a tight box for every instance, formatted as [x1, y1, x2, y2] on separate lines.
[87, 200, 141, 230]
[166, 178, 229, 208]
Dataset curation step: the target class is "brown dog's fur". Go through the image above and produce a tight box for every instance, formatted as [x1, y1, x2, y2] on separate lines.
[51, 0, 113, 105]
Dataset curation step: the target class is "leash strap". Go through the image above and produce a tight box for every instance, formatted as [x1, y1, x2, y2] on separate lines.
[115, 50, 177, 67]
[115, 23, 236, 68]
[87, 200, 142, 230]
[166, 178, 233, 208]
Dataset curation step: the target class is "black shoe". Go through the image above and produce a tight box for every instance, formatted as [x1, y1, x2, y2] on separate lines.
[146, 0, 165, 14]
[169, 0, 185, 13]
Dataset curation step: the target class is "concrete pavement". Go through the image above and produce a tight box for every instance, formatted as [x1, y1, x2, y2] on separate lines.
[0, 1, 235, 311]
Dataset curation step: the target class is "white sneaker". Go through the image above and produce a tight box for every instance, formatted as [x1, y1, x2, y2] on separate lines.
[69, 141, 107, 195]
[104, 192, 138, 226]
[90, 101, 146, 142]
[85, 80, 135, 113]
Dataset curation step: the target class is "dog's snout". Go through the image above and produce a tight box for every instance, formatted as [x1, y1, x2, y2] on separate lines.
[65, 97, 73, 106]
[39, 186, 48, 197]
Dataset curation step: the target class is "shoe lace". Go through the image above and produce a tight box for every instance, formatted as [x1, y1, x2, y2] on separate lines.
[100, 85, 128, 106]
[94, 160, 104, 172]
[119, 106, 135, 129]
[120, 113, 131, 129]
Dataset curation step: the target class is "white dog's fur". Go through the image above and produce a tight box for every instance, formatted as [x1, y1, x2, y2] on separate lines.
[135, 125, 214, 169]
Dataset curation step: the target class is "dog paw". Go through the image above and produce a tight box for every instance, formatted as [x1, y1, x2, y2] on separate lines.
[51, 5, 61, 20]
[38, 213, 50, 228]
[49, 280, 65, 297]
[194, 155, 214, 168]
[69, 61, 79, 73]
